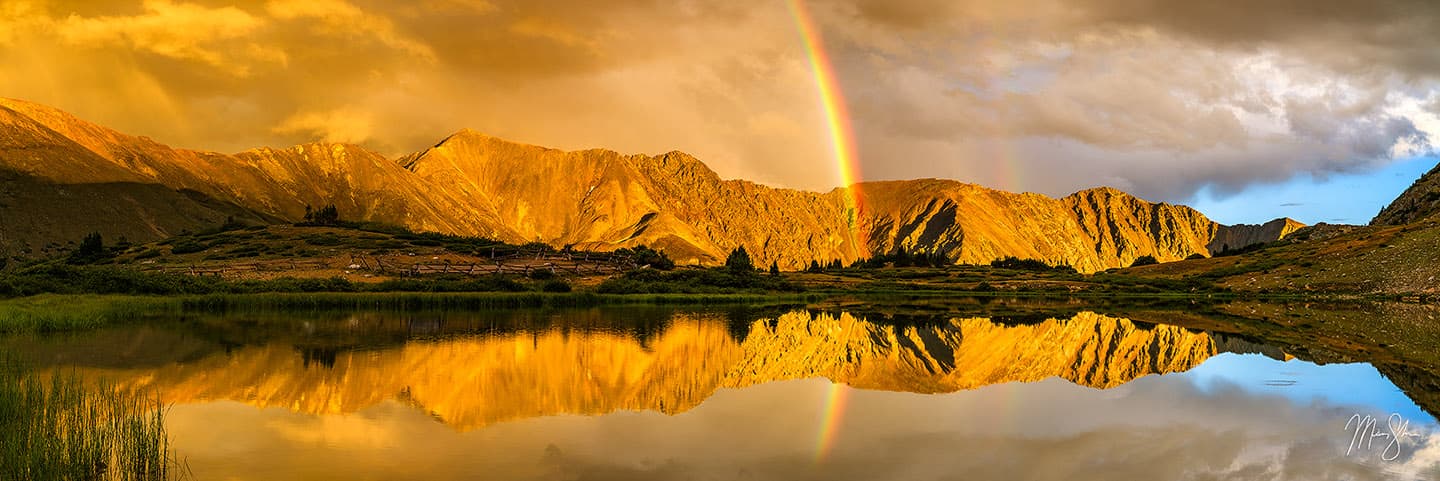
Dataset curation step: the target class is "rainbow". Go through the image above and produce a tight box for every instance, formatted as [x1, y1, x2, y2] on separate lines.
[790, 1, 861, 461]
[984, 138, 1025, 192]
[813, 381, 851, 463]
[787, 0, 866, 250]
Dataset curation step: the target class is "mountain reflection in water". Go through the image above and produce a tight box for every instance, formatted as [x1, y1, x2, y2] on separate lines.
[48, 311, 1282, 429]
[10, 308, 1439, 480]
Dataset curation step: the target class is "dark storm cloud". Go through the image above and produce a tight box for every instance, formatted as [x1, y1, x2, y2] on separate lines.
[1068, 0, 1440, 76]
[826, 0, 1440, 199]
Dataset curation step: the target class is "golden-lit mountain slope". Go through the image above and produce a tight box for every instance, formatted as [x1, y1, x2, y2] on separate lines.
[0, 98, 495, 259]
[0, 100, 271, 259]
[398, 130, 860, 266]
[72, 311, 1256, 431]
[860, 181, 1303, 272]
[0, 98, 1298, 271]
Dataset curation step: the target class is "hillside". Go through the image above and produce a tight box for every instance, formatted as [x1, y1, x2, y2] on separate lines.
[0, 97, 1298, 272]
[1118, 160, 1440, 294]
[1373, 162, 1440, 226]
[1121, 217, 1440, 294]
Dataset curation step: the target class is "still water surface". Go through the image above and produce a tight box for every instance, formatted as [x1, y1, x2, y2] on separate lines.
[7, 306, 1439, 480]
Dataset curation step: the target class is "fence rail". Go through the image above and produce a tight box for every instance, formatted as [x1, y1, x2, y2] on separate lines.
[144, 252, 640, 279]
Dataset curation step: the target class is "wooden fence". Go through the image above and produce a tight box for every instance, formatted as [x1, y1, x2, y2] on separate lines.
[144, 251, 641, 279]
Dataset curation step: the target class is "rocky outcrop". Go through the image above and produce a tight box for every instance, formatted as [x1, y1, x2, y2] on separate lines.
[0, 97, 1298, 271]
[70, 311, 1253, 430]
[1209, 218, 1306, 254]
[1373, 161, 1440, 226]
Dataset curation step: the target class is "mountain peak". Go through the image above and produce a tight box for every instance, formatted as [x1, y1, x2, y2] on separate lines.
[1068, 186, 1139, 200]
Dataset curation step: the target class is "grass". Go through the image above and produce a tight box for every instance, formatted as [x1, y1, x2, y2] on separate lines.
[1124, 217, 1440, 294]
[0, 360, 179, 480]
[177, 291, 821, 311]
[0, 291, 826, 333]
[0, 295, 177, 333]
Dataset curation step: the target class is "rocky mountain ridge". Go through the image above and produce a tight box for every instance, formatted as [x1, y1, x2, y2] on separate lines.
[0, 97, 1300, 272]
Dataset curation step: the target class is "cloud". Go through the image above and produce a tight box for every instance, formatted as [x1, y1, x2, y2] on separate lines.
[273, 107, 376, 144]
[265, 0, 434, 61]
[53, 0, 282, 75]
[157, 372, 1440, 481]
[1, 0, 1438, 202]
[1066, 0, 1440, 78]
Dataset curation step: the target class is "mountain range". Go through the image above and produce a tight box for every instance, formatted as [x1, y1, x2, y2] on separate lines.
[0, 98, 1308, 272]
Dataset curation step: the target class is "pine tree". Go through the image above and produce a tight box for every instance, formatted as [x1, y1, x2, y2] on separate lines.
[725, 246, 754, 275]
[769, 261, 780, 276]
[68, 232, 109, 264]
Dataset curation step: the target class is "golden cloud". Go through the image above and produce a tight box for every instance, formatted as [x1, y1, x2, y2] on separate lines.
[53, 0, 282, 75]
[265, 0, 434, 62]
[0, 0, 1435, 202]
[273, 107, 377, 144]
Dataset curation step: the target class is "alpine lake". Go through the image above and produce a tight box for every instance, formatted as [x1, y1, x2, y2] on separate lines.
[4, 297, 1439, 480]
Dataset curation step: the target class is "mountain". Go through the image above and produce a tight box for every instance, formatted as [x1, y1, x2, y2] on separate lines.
[0, 100, 272, 260]
[46, 311, 1263, 431]
[861, 181, 1304, 272]
[1373, 161, 1440, 226]
[397, 130, 860, 266]
[0, 98, 1299, 272]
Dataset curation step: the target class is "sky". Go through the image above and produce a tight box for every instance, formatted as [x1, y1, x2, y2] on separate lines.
[2, 0, 1439, 225]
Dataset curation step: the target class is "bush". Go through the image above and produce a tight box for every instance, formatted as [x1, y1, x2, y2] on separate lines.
[1130, 255, 1159, 267]
[596, 278, 645, 294]
[170, 239, 208, 254]
[990, 256, 1077, 273]
[0, 264, 220, 297]
[597, 266, 802, 294]
[303, 234, 345, 246]
[540, 279, 572, 292]
[626, 245, 675, 270]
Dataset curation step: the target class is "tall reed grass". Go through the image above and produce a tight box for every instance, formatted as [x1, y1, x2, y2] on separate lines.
[0, 360, 179, 480]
